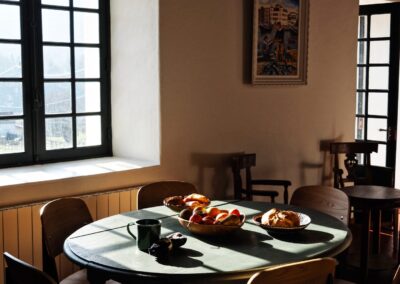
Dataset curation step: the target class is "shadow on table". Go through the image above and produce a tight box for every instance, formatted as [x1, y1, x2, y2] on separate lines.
[156, 248, 204, 268]
[268, 229, 334, 244]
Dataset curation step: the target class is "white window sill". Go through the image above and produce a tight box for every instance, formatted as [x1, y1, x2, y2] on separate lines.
[0, 156, 158, 187]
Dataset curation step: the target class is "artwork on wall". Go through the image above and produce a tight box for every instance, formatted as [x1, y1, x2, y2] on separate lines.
[252, 0, 309, 85]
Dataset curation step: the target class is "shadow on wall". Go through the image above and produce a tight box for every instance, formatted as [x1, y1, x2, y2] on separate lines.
[190, 152, 243, 200]
[299, 137, 343, 186]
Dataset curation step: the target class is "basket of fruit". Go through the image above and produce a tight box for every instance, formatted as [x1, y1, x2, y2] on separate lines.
[163, 193, 210, 212]
[178, 206, 245, 236]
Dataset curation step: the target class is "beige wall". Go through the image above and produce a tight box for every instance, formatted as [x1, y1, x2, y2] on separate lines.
[0, 0, 359, 207]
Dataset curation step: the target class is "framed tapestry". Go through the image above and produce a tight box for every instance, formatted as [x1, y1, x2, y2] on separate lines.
[252, 0, 309, 85]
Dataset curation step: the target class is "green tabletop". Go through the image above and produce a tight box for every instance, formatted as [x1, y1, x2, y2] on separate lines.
[64, 200, 352, 283]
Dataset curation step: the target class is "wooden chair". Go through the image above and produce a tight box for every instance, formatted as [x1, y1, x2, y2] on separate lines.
[290, 186, 351, 284]
[247, 257, 337, 284]
[137, 180, 197, 209]
[330, 142, 378, 189]
[231, 153, 291, 203]
[40, 198, 120, 284]
[4, 252, 56, 284]
[290, 185, 350, 225]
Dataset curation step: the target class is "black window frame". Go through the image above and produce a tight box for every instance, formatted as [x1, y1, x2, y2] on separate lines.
[356, 4, 400, 168]
[0, 0, 112, 168]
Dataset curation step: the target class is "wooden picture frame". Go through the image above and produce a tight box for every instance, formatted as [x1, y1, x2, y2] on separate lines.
[252, 0, 309, 85]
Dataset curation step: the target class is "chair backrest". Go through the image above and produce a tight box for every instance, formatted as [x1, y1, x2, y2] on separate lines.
[231, 153, 256, 200]
[247, 257, 337, 284]
[330, 142, 378, 188]
[137, 181, 197, 209]
[40, 198, 93, 282]
[290, 185, 350, 225]
[4, 252, 56, 284]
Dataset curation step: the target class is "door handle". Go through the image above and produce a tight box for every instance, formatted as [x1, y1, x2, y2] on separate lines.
[379, 128, 388, 132]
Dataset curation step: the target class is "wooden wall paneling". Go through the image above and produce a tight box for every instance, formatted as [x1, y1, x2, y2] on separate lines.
[119, 190, 131, 213]
[82, 195, 97, 220]
[96, 194, 109, 220]
[3, 209, 18, 257]
[130, 188, 138, 211]
[108, 192, 120, 215]
[0, 211, 4, 284]
[17, 207, 33, 264]
[32, 204, 43, 270]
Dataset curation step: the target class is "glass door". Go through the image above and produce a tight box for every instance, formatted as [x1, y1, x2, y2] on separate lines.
[356, 4, 399, 169]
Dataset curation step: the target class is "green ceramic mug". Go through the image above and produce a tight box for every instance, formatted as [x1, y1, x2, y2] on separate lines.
[126, 219, 161, 251]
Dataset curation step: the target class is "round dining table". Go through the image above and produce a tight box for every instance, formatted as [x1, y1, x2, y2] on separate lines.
[63, 200, 352, 284]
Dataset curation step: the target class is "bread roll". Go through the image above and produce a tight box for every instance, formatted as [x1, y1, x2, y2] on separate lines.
[261, 208, 300, 228]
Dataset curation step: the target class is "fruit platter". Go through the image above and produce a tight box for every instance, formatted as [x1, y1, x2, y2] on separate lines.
[252, 208, 311, 233]
[163, 193, 210, 212]
[178, 206, 245, 236]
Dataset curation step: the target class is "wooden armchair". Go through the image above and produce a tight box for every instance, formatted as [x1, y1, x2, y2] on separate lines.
[330, 142, 378, 189]
[231, 153, 291, 204]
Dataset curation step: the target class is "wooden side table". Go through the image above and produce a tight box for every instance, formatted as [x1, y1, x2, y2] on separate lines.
[342, 185, 400, 283]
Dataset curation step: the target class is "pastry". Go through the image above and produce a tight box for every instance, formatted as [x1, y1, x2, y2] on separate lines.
[261, 208, 300, 228]
[182, 193, 210, 204]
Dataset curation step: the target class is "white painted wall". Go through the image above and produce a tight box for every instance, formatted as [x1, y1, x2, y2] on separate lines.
[0, 0, 360, 207]
[111, 0, 160, 164]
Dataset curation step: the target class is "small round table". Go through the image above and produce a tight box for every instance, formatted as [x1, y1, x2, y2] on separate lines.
[64, 200, 352, 284]
[342, 185, 400, 283]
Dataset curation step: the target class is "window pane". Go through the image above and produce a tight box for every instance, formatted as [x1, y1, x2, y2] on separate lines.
[0, 82, 23, 116]
[42, 0, 69, 6]
[76, 82, 100, 113]
[357, 41, 367, 64]
[358, 15, 368, 39]
[0, 4, 20, 40]
[77, 115, 101, 147]
[367, 118, 387, 142]
[355, 117, 364, 140]
[43, 46, 71, 78]
[356, 92, 365, 115]
[369, 40, 390, 64]
[42, 9, 70, 43]
[44, 82, 71, 114]
[75, 47, 99, 78]
[74, 12, 99, 44]
[357, 67, 366, 89]
[73, 0, 98, 9]
[368, 92, 387, 116]
[46, 117, 72, 150]
[0, 43, 21, 78]
[369, 67, 389, 90]
[0, 119, 24, 154]
[370, 14, 390, 38]
[371, 144, 386, 167]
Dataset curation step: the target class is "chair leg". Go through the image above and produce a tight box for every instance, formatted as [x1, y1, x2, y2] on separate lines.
[394, 209, 399, 257]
